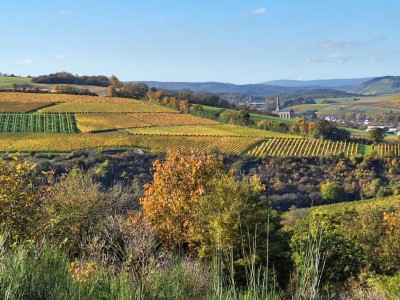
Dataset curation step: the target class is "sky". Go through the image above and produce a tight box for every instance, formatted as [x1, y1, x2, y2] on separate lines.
[2, 0, 400, 84]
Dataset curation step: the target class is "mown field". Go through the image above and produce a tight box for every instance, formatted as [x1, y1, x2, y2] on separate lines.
[0, 92, 398, 157]
[0, 76, 33, 85]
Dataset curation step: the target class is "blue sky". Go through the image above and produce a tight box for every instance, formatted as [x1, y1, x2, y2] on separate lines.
[2, 0, 400, 84]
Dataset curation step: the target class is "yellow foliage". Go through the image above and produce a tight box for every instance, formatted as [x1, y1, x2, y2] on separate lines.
[0, 157, 45, 242]
[140, 149, 224, 249]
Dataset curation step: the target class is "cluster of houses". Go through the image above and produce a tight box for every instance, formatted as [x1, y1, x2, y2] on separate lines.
[366, 125, 400, 135]
[246, 97, 399, 135]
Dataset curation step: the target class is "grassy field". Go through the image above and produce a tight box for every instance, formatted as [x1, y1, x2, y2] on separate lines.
[0, 76, 33, 85]
[249, 112, 298, 124]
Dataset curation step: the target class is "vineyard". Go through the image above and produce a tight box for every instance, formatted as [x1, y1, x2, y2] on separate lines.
[0, 113, 76, 133]
[248, 138, 359, 157]
[127, 124, 300, 138]
[0, 92, 152, 104]
[0, 92, 399, 157]
[0, 133, 262, 154]
[129, 112, 219, 126]
[310, 195, 400, 215]
[39, 102, 175, 113]
[75, 113, 153, 132]
[374, 143, 400, 156]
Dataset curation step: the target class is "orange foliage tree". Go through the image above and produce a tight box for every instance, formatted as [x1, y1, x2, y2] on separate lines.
[140, 149, 224, 249]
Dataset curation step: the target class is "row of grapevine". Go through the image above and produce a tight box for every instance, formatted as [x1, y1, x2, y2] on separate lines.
[374, 144, 400, 157]
[248, 138, 359, 157]
[0, 92, 147, 104]
[129, 113, 219, 126]
[0, 113, 77, 133]
[39, 103, 176, 113]
[75, 113, 220, 132]
[75, 113, 153, 132]
[125, 135, 262, 154]
[127, 124, 301, 138]
[0, 133, 261, 154]
[0, 133, 137, 152]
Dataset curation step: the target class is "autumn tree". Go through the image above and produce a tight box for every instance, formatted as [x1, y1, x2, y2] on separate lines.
[179, 99, 189, 112]
[109, 75, 123, 88]
[0, 157, 46, 242]
[107, 85, 116, 97]
[140, 150, 291, 285]
[140, 150, 224, 249]
[192, 174, 291, 285]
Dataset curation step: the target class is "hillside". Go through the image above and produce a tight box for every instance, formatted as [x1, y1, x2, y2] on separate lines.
[353, 76, 400, 95]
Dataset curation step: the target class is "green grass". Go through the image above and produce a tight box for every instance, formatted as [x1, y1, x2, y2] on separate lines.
[250, 112, 298, 123]
[202, 105, 226, 112]
[0, 76, 33, 85]
[358, 144, 372, 155]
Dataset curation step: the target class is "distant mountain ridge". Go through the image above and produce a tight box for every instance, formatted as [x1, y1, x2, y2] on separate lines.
[136, 81, 350, 96]
[261, 78, 372, 88]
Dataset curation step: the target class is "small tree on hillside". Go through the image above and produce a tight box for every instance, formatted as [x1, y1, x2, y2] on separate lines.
[369, 127, 386, 144]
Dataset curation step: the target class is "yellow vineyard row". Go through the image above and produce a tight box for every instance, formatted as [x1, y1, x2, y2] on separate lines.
[39, 102, 176, 114]
[75, 114, 153, 132]
[249, 138, 359, 157]
[0, 133, 261, 154]
[75, 113, 220, 132]
[373, 143, 400, 157]
[0, 92, 146, 104]
[127, 124, 300, 138]
[129, 112, 219, 126]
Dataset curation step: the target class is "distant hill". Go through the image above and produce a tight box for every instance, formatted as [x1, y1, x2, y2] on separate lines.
[261, 78, 372, 88]
[137, 81, 351, 97]
[353, 76, 400, 95]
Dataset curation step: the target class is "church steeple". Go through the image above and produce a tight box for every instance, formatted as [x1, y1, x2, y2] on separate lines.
[276, 95, 280, 111]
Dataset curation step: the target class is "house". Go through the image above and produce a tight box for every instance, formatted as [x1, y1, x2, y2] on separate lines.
[272, 95, 295, 119]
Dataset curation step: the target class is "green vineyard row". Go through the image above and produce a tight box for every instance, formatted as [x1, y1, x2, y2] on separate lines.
[0, 113, 77, 133]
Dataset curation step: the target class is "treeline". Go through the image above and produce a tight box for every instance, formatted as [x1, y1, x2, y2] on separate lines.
[32, 72, 110, 87]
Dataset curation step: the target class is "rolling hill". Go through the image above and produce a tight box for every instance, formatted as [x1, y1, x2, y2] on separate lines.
[353, 76, 400, 95]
